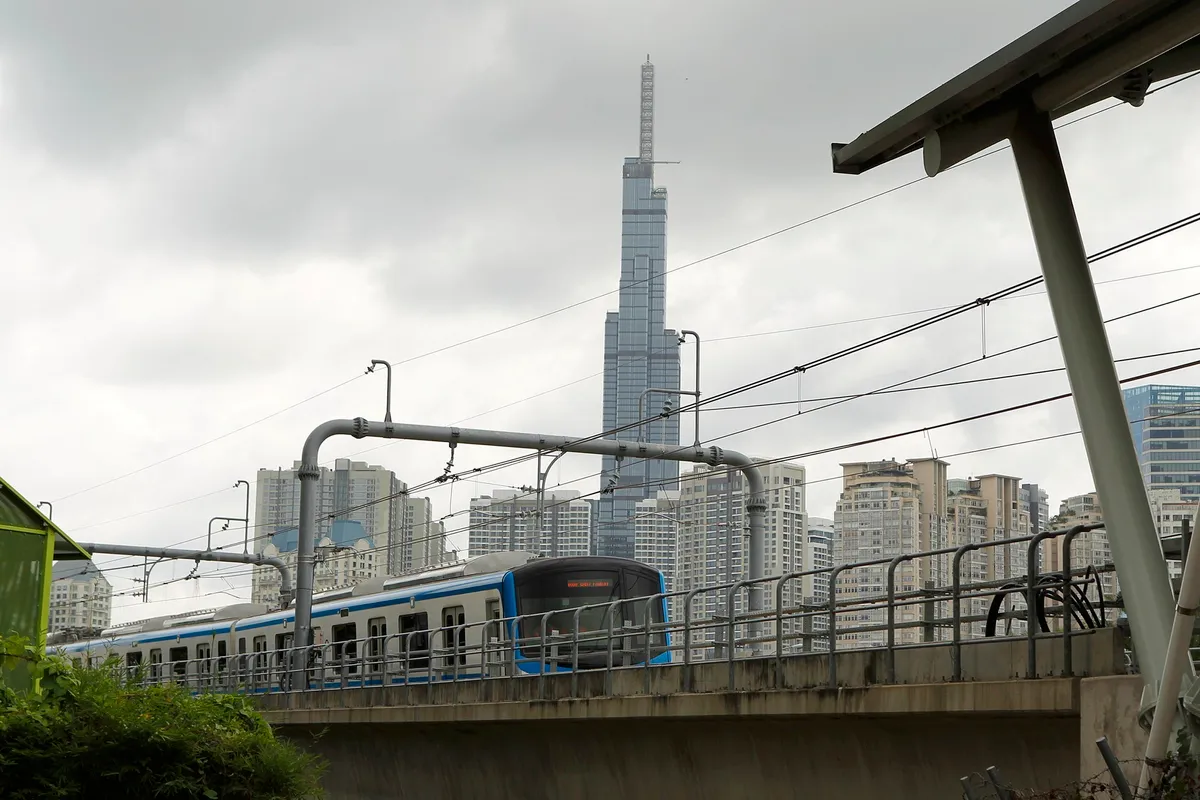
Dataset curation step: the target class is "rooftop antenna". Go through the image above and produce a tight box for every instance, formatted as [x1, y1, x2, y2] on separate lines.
[639, 56, 654, 162]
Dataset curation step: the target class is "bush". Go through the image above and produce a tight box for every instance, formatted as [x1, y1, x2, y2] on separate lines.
[0, 636, 325, 799]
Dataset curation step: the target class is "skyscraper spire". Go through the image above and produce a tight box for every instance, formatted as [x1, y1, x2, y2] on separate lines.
[639, 57, 654, 163]
[598, 58, 680, 560]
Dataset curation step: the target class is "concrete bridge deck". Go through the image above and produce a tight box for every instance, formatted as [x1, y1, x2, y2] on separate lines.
[261, 629, 1147, 799]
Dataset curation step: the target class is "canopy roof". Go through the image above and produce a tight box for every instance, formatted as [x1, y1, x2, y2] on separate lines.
[832, 0, 1200, 175]
[0, 476, 91, 560]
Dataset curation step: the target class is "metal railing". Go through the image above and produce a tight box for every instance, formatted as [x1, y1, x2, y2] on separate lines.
[77, 524, 1129, 699]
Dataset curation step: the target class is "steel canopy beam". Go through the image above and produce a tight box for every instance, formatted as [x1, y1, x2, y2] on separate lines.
[831, 0, 1200, 176]
[291, 418, 768, 668]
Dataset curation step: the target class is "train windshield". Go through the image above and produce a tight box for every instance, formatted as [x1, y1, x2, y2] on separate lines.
[512, 559, 667, 662]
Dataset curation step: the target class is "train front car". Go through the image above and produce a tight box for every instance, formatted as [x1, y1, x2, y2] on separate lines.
[504, 556, 670, 673]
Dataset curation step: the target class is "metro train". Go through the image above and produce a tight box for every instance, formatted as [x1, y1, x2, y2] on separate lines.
[52, 552, 671, 691]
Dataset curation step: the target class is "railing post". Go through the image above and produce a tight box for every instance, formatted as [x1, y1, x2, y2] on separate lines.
[886, 554, 909, 684]
[951, 544, 974, 681]
[727, 582, 744, 691]
[922, 580, 935, 643]
[1062, 527, 1079, 676]
[643, 593, 663, 696]
[571, 606, 584, 697]
[828, 564, 850, 688]
[604, 600, 619, 696]
[1026, 530, 1058, 678]
[775, 572, 798, 688]
[538, 610, 554, 700]
[682, 589, 701, 693]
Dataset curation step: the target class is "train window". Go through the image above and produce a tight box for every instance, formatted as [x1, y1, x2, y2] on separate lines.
[514, 569, 621, 645]
[441, 606, 466, 667]
[168, 646, 188, 678]
[399, 613, 429, 669]
[149, 649, 162, 680]
[126, 651, 143, 667]
[217, 640, 228, 672]
[72, 657, 82, 669]
[238, 637, 246, 654]
[367, 617, 387, 674]
[331, 623, 358, 674]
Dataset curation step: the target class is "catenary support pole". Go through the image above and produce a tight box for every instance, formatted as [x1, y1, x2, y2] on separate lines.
[78, 542, 294, 608]
[1009, 106, 1180, 720]
[292, 418, 767, 675]
[236, 479, 252, 553]
[680, 329, 702, 447]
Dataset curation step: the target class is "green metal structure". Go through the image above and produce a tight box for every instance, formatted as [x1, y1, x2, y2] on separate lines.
[0, 476, 91, 691]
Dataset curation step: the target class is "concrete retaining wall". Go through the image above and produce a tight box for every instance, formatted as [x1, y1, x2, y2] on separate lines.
[264, 629, 1135, 799]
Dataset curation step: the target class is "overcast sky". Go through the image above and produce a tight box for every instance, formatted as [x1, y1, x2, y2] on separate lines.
[4, 1, 1200, 624]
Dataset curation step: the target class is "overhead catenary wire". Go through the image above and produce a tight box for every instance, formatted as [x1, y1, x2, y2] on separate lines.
[88, 276, 1200, 575]
[113, 371, 1200, 602]
[52, 74, 1197, 508]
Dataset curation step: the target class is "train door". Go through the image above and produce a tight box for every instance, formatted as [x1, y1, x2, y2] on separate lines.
[441, 605, 466, 668]
[196, 642, 212, 687]
[331, 622, 358, 678]
[168, 646, 188, 682]
[367, 617, 387, 678]
[399, 612, 429, 672]
[125, 651, 143, 684]
[485, 598, 504, 674]
[274, 632, 294, 687]
[149, 648, 163, 683]
[216, 640, 228, 688]
[253, 635, 267, 685]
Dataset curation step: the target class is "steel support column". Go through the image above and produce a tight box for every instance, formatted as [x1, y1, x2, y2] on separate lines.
[1008, 107, 1180, 711]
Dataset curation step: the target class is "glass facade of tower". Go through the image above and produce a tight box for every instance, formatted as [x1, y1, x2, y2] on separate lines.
[1123, 384, 1200, 501]
[597, 157, 681, 558]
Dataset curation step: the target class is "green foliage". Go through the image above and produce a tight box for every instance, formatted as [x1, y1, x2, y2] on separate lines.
[0, 636, 325, 799]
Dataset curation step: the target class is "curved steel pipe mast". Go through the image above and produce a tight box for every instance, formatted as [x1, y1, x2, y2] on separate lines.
[292, 417, 768, 682]
[79, 542, 295, 608]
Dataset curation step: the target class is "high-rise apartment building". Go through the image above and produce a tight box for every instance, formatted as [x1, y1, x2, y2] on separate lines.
[252, 519, 380, 606]
[1123, 384, 1200, 502]
[834, 461, 1031, 647]
[833, 461, 925, 648]
[395, 496, 451, 573]
[633, 491, 678, 590]
[674, 461, 809, 657]
[467, 489, 592, 559]
[48, 561, 112, 634]
[597, 57, 681, 560]
[254, 459, 443, 578]
[1055, 491, 1117, 618]
[1021, 483, 1051, 534]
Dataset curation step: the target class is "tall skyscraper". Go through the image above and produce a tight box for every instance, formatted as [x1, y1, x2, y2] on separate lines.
[1122, 384, 1200, 502]
[597, 57, 682, 559]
